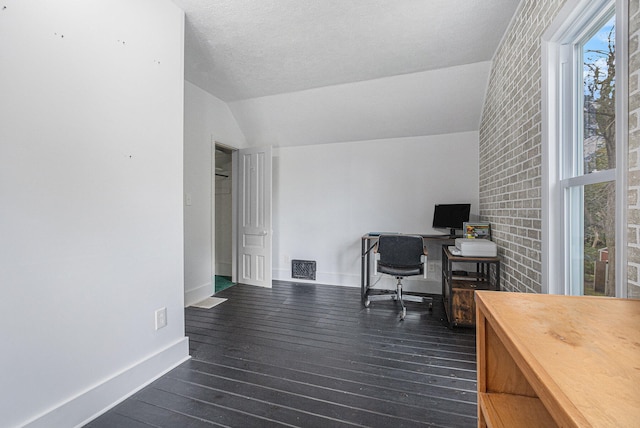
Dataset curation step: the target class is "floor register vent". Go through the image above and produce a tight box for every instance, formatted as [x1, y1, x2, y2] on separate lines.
[292, 259, 316, 280]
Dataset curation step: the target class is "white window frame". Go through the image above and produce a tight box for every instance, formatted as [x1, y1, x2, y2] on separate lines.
[542, 0, 628, 296]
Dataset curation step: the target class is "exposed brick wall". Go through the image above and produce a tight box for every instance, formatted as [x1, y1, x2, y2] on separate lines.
[480, 0, 639, 297]
[479, 0, 566, 293]
[629, 0, 640, 298]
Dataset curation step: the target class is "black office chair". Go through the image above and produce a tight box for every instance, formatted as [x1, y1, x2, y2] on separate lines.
[364, 234, 433, 320]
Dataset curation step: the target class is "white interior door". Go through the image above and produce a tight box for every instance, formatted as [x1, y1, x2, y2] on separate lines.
[237, 146, 272, 287]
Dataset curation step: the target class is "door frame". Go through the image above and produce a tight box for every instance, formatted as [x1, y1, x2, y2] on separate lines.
[212, 143, 273, 287]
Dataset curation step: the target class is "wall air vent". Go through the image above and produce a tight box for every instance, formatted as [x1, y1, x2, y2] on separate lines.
[292, 260, 316, 280]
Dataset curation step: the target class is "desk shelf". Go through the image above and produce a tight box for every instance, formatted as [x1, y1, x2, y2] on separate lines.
[450, 272, 488, 281]
[478, 393, 555, 428]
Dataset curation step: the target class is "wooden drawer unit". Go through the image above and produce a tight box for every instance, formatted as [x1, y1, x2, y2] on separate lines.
[449, 280, 486, 326]
[442, 245, 500, 328]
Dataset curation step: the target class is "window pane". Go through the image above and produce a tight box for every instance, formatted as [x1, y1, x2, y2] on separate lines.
[582, 17, 615, 174]
[567, 185, 584, 295]
[577, 181, 616, 296]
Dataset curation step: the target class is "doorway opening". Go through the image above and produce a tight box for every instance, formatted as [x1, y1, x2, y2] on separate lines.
[214, 143, 235, 293]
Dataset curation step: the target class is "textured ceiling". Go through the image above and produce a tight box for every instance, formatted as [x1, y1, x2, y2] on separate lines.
[172, 0, 521, 102]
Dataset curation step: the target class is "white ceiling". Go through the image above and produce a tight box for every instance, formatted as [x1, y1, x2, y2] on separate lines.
[172, 0, 521, 146]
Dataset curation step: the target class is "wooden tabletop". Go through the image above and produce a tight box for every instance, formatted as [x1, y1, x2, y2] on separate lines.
[475, 291, 640, 427]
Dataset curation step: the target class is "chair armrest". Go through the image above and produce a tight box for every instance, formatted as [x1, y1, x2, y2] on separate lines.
[421, 248, 428, 279]
[373, 250, 380, 275]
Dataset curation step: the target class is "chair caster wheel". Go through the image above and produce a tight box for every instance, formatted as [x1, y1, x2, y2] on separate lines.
[401, 308, 406, 320]
[364, 299, 370, 308]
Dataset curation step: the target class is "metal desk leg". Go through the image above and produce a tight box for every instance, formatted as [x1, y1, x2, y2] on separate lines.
[448, 256, 454, 329]
[446, 248, 454, 329]
[361, 236, 373, 303]
[361, 238, 365, 300]
[366, 239, 370, 295]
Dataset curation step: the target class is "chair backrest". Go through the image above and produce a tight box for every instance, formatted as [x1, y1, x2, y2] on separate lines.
[377, 234, 424, 268]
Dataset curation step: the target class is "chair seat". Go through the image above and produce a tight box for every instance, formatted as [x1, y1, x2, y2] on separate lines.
[377, 263, 422, 277]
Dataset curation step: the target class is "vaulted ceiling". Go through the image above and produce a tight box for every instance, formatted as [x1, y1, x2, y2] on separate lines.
[172, 0, 522, 146]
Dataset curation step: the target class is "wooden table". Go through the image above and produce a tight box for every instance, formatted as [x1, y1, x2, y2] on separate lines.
[475, 291, 640, 427]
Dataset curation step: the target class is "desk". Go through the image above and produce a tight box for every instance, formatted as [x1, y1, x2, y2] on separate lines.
[441, 245, 500, 328]
[476, 291, 640, 427]
[360, 233, 455, 302]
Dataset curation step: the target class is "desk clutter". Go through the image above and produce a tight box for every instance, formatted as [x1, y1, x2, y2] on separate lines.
[449, 238, 497, 257]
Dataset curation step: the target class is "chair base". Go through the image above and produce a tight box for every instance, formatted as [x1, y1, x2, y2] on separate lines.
[364, 277, 433, 320]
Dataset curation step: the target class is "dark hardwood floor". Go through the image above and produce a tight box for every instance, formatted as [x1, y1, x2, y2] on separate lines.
[87, 281, 477, 427]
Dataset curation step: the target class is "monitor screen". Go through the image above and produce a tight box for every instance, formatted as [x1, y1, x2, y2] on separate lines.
[432, 204, 471, 233]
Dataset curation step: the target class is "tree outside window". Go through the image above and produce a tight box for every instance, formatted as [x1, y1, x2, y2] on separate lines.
[582, 17, 615, 296]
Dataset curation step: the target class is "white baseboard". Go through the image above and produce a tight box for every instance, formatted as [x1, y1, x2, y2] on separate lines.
[272, 268, 358, 287]
[184, 281, 213, 307]
[24, 337, 190, 428]
[272, 269, 442, 294]
[215, 262, 232, 277]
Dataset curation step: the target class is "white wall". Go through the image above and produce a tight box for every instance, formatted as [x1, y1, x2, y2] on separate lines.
[183, 81, 246, 306]
[0, 1, 188, 426]
[273, 132, 480, 293]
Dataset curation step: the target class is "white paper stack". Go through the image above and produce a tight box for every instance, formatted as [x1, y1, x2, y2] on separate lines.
[454, 238, 497, 257]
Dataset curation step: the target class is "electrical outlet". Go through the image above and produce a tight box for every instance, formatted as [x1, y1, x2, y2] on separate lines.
[428, 262, 436, 272]
[155, 307, 167, 330]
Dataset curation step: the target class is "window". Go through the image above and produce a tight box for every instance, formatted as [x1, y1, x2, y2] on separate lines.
[543, 0, 627, 297]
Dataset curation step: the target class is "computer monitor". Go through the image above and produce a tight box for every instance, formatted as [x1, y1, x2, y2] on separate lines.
[432, 203, 471, 236]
